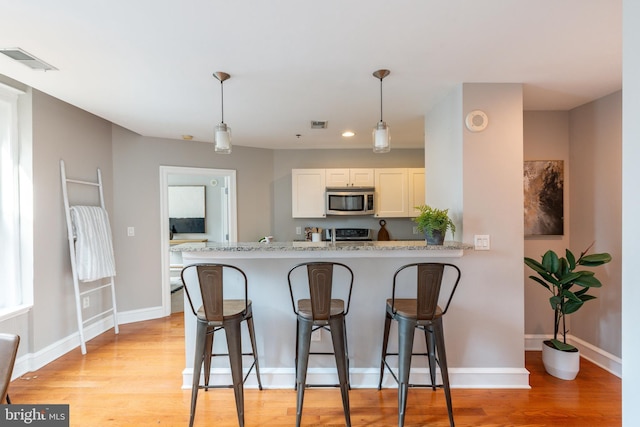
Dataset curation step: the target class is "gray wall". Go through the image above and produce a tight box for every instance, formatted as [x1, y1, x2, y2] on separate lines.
[111, 127, 274, 312]
[569, 91, 622, 357]
[29, 90, 112, 354]
[438, 83, 526, 368]
[522, 95, 622, 360]
[523, 111, 571, 336]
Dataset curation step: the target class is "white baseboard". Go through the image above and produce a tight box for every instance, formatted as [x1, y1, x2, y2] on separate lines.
[116, 305, 165, 325]
[181, 366, 531, 390]
[525, 334, 621, 378]
[12, 306, 164, 380]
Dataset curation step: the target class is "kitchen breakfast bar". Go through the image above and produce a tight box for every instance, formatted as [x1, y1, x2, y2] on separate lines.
[172, 240, 473, 389]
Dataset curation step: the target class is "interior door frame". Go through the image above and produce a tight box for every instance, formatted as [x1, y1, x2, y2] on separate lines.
[159, 165, 237, 316]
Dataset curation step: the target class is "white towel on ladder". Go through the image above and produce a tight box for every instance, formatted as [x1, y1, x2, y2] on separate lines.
[70, 206, 116, 282]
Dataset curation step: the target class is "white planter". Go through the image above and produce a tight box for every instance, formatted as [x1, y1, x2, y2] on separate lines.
[541, 341, 580, 380]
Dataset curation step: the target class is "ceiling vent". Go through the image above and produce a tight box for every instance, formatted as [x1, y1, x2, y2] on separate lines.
[310, 120, 328, 129]
[0, 48, 57, 71]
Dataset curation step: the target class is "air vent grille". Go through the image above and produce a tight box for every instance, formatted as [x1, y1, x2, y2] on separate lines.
[0, 48, 57, 71]
[310, 120, 328, 129]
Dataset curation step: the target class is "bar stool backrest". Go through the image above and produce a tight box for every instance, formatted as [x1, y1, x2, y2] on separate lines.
[307, 263, 333, 321]
[393, 263, 461, 321]
[181, 264, 248, 322]
[288, 262, 354, 320]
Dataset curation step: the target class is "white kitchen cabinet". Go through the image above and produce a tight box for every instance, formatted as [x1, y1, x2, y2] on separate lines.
[292, 169, 326, 218]
[326, 168, 374, 188]
[375, 168, 409, 217]
[408, 168, 425, 217]
[375, 168, 425, 217]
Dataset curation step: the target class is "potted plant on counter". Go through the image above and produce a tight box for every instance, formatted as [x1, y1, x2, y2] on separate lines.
[524, 243, 611, 380]
[412, 204, 456, 245]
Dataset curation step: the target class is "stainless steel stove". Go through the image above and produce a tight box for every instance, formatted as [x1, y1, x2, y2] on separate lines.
[325, 228, 372, 241]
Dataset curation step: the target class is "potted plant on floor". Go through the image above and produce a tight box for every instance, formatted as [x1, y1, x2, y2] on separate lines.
[524, 243, 611, 380]
[412, 204, 456, 245]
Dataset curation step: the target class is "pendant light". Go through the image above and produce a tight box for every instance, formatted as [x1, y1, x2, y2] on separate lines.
[213, 71, 232, 154]
[372, 69, 391, 153]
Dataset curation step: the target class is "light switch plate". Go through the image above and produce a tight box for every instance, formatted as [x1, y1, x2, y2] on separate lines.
[474, 235, 490, 250]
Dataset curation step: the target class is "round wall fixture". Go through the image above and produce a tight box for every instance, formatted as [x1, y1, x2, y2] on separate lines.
[210, 179, 218, 187]
[465, 110, 488, 132]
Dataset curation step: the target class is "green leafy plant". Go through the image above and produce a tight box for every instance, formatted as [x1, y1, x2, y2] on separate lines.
[524, 243, 611, 351]
[412, 204, 456, 239]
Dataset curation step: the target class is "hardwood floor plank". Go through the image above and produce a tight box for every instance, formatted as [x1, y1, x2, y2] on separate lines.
[7, 314, 621, 426]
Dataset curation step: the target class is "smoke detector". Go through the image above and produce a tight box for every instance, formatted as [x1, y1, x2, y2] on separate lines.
[310, 120, 328, 129]
[0, 48, 57, 71]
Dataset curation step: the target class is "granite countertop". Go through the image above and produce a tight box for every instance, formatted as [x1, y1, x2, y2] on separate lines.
[170, 240, 473, 253]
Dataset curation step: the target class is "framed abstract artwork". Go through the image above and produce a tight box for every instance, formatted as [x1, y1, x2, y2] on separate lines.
[168, 185, 206, 233]
[524, 160, 564, 236]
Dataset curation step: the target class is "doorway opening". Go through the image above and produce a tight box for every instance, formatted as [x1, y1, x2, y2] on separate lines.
[159, 166, 237, 316]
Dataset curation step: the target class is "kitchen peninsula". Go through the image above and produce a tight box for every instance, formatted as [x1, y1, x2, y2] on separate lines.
[172, 240, 472, 389]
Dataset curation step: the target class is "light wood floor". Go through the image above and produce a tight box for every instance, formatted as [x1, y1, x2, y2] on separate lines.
[8, 313, 621, 426]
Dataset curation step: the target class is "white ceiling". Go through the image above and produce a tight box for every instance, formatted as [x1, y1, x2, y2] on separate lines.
[0, 0, 621, 150]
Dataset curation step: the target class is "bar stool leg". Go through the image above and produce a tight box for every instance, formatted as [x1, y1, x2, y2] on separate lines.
[329, 314, 351, 427]
[433, 318, 455, 427]
[294, 321, 300, 390]
[295, 317, 313, 427]
[225, 318, 245, 427]
[342, 317, 351, 390]
[397, 317, 416, 427]
[246, 314, 263, 390]
[190, 320, 208, 427]
[378, 310, 392, 390]
[424, 325, 437, 390]
[203, 327, 214, 389]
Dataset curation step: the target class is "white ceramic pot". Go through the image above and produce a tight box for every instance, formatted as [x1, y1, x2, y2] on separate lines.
[541, 341, 580, 380]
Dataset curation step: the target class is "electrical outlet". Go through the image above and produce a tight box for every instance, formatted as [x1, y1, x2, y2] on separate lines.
[82, 297, 90, 308]
[311, 329, 321, 342]
[127, 226, 135, 237]
[296, 226, 302, 235]
[412, 226, 419, 234]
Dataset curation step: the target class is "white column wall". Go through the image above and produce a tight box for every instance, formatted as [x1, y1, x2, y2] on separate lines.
[425, 83, 526, 372]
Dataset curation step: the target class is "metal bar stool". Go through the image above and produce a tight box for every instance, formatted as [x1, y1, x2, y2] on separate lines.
[378, 263, 461, 427]
[288, 262, 353, 427]
[181, 264, 263, 427]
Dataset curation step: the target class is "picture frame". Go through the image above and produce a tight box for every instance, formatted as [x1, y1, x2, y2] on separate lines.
[524, 160, 564, 236]
[168, 185, 206, 233]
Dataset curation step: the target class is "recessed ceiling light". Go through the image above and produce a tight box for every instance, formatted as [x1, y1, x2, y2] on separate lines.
[342, 131, 355, 137]
[182, 135, 193, 140]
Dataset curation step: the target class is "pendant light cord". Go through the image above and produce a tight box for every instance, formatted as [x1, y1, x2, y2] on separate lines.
[220, 80, 225, 124]
[379, 77, 383, 123]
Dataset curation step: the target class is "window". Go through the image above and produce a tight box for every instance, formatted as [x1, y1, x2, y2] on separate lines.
[0, 82, 28, 317]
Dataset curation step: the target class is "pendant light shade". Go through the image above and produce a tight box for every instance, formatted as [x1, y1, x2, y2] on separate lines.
[372, 69, 390, 153]
[213, 71, 232, 154]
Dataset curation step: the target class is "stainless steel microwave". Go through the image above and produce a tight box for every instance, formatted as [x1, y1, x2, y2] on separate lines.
[325, 188, 375, 215]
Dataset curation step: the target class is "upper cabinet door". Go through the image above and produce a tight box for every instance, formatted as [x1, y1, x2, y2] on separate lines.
[325, 169, 350, 188]
[375, 168, 409, 217]
[326, 168, 374, 187]
[292, 169, 326, 218]
[349, 168, 375, 187]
